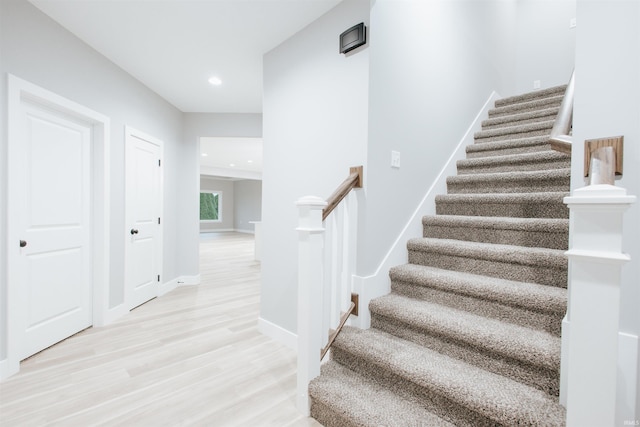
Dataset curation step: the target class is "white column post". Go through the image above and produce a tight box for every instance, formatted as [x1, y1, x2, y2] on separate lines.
[296, 195, 327, 415]
[564, 184, 636, 427]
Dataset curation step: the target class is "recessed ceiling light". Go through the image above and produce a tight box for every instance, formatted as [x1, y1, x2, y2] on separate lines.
[208, 76, 222, 86]
[229, 163, 235, 167]
[201, 153, 208, 157]
[247, 160, 253, 163]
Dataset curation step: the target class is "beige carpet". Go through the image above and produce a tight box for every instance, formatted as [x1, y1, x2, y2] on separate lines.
[309, 85, 570, 426]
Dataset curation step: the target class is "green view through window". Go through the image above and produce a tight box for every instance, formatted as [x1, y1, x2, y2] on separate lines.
[200, 192, 220, 221]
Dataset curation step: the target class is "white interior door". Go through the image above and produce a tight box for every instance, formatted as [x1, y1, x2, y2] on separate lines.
[125, 127, 163, 310]
[11, 100, 93, 360]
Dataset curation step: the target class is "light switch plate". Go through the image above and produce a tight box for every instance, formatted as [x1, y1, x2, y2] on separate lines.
[391, 151, 400, 168]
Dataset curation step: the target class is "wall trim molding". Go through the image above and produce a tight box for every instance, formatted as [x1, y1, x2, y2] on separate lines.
[258, 317, 297, 351]
[177, 274, 201, 286]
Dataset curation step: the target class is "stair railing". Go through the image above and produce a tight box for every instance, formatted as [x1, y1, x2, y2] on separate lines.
[296, 165, 363, 415]
[550, 70, 575, 154]
[561, 136, 636, 426]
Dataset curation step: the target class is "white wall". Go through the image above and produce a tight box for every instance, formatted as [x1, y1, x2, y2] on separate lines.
[261, 0, 370, 334]
[0, 0, 193, 361]
[235, 180, 262, 233]
[515, 0, 577, 94]
[572, 0, 640, 418]
[359, 0, 519, 275]
[199, 177, 235, 232]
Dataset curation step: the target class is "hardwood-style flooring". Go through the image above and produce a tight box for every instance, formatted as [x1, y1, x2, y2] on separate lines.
[0, 232, 321, 427]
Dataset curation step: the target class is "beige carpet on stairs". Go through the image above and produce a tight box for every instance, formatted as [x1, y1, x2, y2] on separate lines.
[309, 85, 570, 427]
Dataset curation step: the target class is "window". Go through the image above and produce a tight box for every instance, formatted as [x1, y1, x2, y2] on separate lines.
[200, 191, 221, 222]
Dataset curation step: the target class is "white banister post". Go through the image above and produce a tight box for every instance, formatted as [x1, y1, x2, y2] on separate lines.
[564, 184, 636, 427]
[296, 195, 327, 415]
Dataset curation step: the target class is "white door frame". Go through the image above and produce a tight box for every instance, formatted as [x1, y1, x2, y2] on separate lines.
[124, 126, 164, 309]
[4, 75, 110, 379]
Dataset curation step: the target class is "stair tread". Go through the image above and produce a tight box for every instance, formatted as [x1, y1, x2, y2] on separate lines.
[458, 150, 570, 169]
[389, 263, 567, 315]
[474, 120, 555, 139]
[407, 238, 567, 268]
[466, 135, 550, 154]
[447, 168, 570, 185]
[423, 214, 568, 233]
[333, 327, 566, 426]
[482, 106, 560, 128]
[489, 94, 564, 118]
[370, 293, 560, 370]
[436, 191, 568, 203]
[494, 85, 567, 107]
[310, 361, 455, 427]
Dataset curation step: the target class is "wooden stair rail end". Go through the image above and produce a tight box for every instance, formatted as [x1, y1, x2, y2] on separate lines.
[322, 166, 363, 221]
[320, 293, 359, 361]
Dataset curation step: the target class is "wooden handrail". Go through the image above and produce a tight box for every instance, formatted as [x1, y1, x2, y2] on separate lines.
[549, 70, 575, 154]
[322, 166, 363, 221]
[320, 293, 359, 360]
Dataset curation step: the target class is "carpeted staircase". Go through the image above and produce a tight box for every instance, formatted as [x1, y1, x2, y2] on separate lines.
[309, 85, 571, 426]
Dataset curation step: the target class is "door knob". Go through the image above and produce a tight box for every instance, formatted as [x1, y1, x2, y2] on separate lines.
[130, 229, 139, 235]
[19, 240, 27, 248]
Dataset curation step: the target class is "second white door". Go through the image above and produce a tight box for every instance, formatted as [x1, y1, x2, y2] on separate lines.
[125, 127, 163, 310]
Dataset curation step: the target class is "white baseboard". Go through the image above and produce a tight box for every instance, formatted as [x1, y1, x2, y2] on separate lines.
[235, 228, 255, 234]
[0, 358, 9, 381]
[177, 274, 201, 286]
[102, 303, 128, 325]
[351, 91, 500, 330]
[258, 317, 297, 351]
[159, 277, 179, 296]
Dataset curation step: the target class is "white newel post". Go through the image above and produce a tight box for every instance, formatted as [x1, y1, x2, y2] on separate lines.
[296, 196, 327, 415]
[564, 184, 636, 427]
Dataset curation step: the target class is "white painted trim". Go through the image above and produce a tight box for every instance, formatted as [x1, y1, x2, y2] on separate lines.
[5, 75, 110, 379]
[159, 278, 179, 296]
[199, 228, 235, 233]
[102, 304, 129, 325]
[617, 332, 639, 424]
[177, 274, 201, 286]
[0, 359, 8, 381]
[200, 165, 262, 181]
[258, 317, 297, 351]
[124, 126, 164, 311]
[351, 91, 500, 329]
[234, 228, 255, 234]
[560, 319, 639, 422]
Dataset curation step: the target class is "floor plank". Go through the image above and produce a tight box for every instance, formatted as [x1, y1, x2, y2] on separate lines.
[0, 232, 321, 427]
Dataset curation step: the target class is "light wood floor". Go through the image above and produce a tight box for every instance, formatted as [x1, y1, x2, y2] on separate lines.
[0, 232, 322, 427]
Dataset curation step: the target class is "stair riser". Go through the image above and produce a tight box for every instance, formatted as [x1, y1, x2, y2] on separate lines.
[457, 158, 571, 175]
[482, 112, 558, 131]
[447, 177, 570, 194]
[494, 87, 566, 108]
[331, 348, 497, 427]
[489, 96, 563, 118]
[435, 199, 569, 219]
[390, 281, 563, 335]
[371, 313, 560, 396]
[423, 224, 568, 250]
[407, 250, 567, 287]
[310, 401, 359, 427]
[475, 128, 551, 143]
[466, 143, 553, 159]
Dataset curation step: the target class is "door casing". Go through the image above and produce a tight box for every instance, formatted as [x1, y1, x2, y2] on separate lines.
[4, 75, 110, 380]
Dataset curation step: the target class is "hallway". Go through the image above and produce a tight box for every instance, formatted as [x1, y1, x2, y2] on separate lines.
[0, 233, 319, 426]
